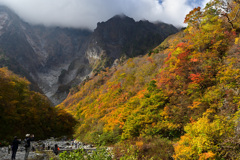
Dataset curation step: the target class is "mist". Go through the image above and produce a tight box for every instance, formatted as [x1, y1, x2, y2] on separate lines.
[0, 0, 209, 30]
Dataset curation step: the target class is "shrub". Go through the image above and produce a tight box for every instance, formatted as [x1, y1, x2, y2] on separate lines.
[58, 147, 112, 160]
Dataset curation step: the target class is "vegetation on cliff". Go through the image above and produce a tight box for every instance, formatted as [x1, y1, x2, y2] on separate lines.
[59, 0, 240, 159]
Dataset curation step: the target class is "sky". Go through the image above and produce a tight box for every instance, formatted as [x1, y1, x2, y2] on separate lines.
[0, 0, 210, 30]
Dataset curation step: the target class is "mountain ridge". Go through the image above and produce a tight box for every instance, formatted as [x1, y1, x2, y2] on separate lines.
[57, 1, 240, 158]
[0, 5, 178, 104]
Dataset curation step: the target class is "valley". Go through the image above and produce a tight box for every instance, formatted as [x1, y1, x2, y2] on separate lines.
[1, 0, 240, 159]
[0, 6, 178, 105]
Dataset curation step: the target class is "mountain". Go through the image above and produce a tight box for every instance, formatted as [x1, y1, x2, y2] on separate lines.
[0, 6, 92, 105]
[85, 15, 178, 72]
[53, 15, 178, 104]
[57, 1, 240, 159]
[0, 6, 178, 105]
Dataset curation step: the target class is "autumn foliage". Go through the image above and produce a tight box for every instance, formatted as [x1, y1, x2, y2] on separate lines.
[58, 0, 240, 159]
[0, 68, 77, 142]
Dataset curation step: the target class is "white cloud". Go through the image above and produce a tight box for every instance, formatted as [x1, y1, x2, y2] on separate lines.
[202, 0, 211, 7]
[0, 0, 210, 30]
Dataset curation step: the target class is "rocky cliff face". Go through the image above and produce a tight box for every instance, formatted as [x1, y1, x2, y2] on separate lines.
[0, 6, 178, 105]
[86, 15, 178, 72]
[0, 6, 92, 104]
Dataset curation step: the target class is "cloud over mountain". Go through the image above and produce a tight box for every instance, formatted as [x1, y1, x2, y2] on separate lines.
[0, 0, 209, 30]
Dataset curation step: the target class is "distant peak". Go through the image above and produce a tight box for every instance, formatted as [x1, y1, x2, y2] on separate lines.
[108, 14, 135, 23]
[0, 5, 13, 13]
[112, 14, 128, 19]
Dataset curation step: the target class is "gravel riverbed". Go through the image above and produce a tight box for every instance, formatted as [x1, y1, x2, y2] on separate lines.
[0, 138, 91, 160]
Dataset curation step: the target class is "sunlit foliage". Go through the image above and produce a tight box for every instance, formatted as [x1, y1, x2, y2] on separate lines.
[58, 0, 240, 159]
[0, 67, 77, 142]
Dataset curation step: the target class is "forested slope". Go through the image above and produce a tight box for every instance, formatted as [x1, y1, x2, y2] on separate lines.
[0, 67, 76, 142]
[58, 0, 240, 159]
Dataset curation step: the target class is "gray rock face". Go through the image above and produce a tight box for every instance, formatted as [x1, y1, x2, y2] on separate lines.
[86, 15, 179, 71]
[0, 6, 92, 105]
[0, 6, 178, 105]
